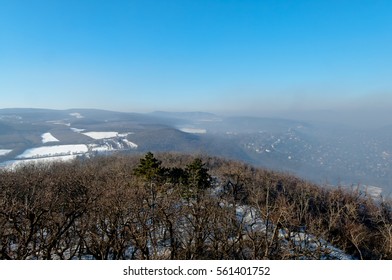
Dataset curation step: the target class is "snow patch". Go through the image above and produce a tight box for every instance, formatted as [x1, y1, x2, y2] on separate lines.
[88, 139, 138, 153]
[366, 186, 383, 198]
[235, 205, 353, 260]
[179, 128, 207, 134]
[4, 155, 78, 169]
[89, 144, 112, 153]
[69, 112, 84, 119]
[82, 131, 135, 140]
[47, 120, 71, 126]
[359, 185, 383, 199]
[82, 131, 120, 139]
[41, 132, 60, 143]
[16, 145, 88, 159]
[123, 139, 138, 149]
[70, 127, 86, 133]
[0, 149, 12, 156]
[118, 132, 134, 137]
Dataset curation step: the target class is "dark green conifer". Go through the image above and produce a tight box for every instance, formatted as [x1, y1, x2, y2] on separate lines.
[185, 158, 211, 190]
[134, 152, 164, 182]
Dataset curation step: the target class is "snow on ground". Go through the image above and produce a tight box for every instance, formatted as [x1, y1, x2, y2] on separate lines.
[89, 144, 111, 153]
[82, 131, 135, 140]
[123, 139, 138, 148]
[69, 112, 84, 119]
[82, 131, 120, 139]
[88, 139, 138, 153]
[343, 185, 384, 200]
[235, 204, 353, 260]
[89, 143, 119, 153]
[16, 144, 88, 159]
[70, 127, 86, 133]
[358, 185, 383, 200]
[47, 120, 71, 126]
[118, 132, 134, 137]
[41, 132, 60, 143]
[0, 149, 13, 156]
[4, 155, 78, 169]
[366, 186, 383, 198]
[0, 149, 12, 157]
[179, 128, 207, 134]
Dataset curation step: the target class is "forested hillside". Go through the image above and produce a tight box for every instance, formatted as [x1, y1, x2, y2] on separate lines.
[1, 153, 391, 260]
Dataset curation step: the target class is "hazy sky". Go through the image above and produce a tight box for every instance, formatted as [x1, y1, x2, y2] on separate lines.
[1, 0, 391, 115]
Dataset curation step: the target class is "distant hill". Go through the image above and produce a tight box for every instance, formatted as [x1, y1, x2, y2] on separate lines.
[1, 108, 392, 195]
[150, 110, 220, 120]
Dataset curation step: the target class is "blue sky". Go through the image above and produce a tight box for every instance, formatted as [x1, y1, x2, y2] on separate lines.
[1, 0, 391, 115]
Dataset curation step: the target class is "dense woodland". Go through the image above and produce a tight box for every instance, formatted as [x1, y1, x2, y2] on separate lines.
[1, 152, 391, 260]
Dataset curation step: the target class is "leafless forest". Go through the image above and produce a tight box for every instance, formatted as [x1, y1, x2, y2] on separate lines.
[1, 153, 391, 260]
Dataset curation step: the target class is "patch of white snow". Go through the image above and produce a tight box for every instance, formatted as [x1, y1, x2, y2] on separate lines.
[41, 132, 60, 143]
[69, 112, 84, 119]
[4, 155, 78, 169]
[82, 131, 119, 139]
[70, 127, 86, 133]
[16, 145, 88, 159]
[179, 128, 207, 134]
[123, 139, 138, 149]
[0, 149, 13, 156]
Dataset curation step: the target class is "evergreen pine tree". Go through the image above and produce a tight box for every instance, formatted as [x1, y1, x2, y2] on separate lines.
[134, 152, 164, 182]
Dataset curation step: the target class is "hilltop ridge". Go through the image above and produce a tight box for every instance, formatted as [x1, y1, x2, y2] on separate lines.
[1, 152, 391, 259]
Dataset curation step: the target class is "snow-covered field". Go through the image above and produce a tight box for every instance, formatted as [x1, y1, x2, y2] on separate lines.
[82, 131, 133, 140]
[69, 112, 84, 119]
[118, 132, 133, 137]
[82, 131, 121, 139]
[16, 144, 88, 159]
[47, 120, 71, 126]
[179, 128, 207, 134]
[3, 139, 137, 169]
[4, 155, 78, 169]
[1, 128, 138, 169]
[88, 139, 138, 152]
[41, 132, 60, 143]
[70, 127, 86, 133]
[0, 149, 12, 156]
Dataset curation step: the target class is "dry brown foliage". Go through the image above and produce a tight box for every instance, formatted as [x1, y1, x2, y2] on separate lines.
[0, 153, 391, 259]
